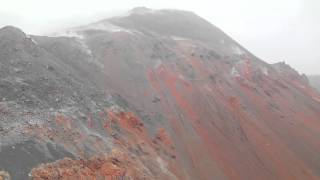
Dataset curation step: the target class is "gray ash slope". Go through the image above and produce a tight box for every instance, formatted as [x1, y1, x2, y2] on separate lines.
[0, 26, 119, 179]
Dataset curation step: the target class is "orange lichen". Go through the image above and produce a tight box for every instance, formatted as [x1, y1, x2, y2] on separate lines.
[55, 114, 72, 129]
[155, 128, 173, 147]
[31, 149, 148, 180]
[107, 110, 145, 134]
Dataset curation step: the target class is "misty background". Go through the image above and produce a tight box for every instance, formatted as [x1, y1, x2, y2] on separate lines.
[0, 0, 319, 75]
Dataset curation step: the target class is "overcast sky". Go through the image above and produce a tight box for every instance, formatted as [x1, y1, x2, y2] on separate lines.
[0, 0, 319, 74]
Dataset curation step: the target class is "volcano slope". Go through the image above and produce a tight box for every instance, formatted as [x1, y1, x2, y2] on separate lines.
[1, 7, 320, 180]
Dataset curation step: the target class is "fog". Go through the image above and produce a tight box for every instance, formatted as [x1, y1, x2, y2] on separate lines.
[0, 0, 319, 74]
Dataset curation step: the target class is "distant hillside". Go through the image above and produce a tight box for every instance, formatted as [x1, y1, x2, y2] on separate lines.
[309, 75, 320, 92]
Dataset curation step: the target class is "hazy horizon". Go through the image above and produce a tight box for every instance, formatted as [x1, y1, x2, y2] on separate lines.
[0, 0, 319, 75]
